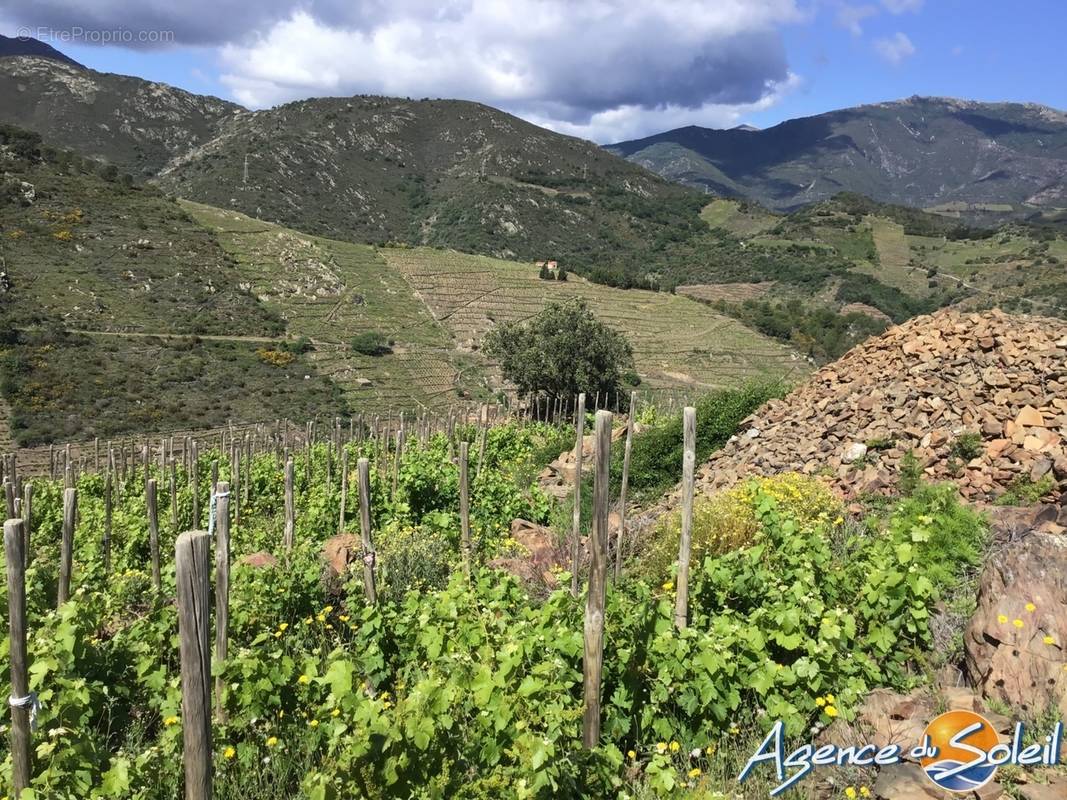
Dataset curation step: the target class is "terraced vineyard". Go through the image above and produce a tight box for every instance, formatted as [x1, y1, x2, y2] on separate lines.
[380, 247, 804, 391]
[183, 202, 466, 412]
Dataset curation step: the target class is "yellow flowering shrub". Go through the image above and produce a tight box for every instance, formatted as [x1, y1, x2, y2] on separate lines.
[641, 472, 842, 579]
[255, 348, 295, 367]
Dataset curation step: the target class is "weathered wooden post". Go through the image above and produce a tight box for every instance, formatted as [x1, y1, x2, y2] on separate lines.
[4, 480, 14, 519]
[214, 482, 230, 723]
[337, 449, 348, 536]
[147, 479, 161, 593]
[191, 441, 200, 527]
[673, 407, 697, 630]
[21, 483, 32, 569]
[614, 390, 637, 582]
[57, 487, 77, 606]
[459, 441, 472, 580]
[283, 456, 295, 551]
[5, 519, 32, 797]
[570, 392, 586, 597]
[175, 530, 212, 800]
[356, 458, 377, 604]
[103, 471, 113, 574]
[582, 410, 612, 748]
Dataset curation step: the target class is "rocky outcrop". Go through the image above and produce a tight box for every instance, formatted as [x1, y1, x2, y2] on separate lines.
[964, 531, 1067, 720]
[659, 309, 1067, 507]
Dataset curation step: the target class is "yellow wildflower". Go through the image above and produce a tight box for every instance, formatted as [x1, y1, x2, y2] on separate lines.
[656, 742, 667, 754]
[860, 788, 871, 798]
[688, 767, 702, 778]
[1044, 635, 1056, 645]
[815, 697, 826, 707]
[1013, 619, 1024, 628]
[845, 788, 857, 800]
[278, 623, 289, 631]
[824, 706, 839, 718]
[316, 614, 326, 623]
[309, 719, 319, 728]
[669, 741, 680, 753]
[627, 750, 636, 760]
[662, 581, 674, 592]
[1026, 602, 1036, 613]
[331, 708, 340, 717]
[298, 674, 311, 685]
[223, 746, 236, 759]
[339, 615, 349, 622]
[997, 614, 1008, 624]
[163, 716, 178, 726]
[323, 605, 334, 614]
[265, 736, 278, 748]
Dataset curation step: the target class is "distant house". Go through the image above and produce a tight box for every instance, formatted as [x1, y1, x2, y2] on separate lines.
[534, 260, 559, 271]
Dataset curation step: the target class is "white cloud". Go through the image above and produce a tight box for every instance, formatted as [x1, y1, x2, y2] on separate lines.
[873, 31, 915, 64]
[835, 3, 879, 36]
[881, 0, 923, 13]
[215, 1, 803, 141]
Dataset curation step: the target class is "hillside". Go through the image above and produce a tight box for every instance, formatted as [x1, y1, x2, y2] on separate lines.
[0, 55, 242, 176]
[154, 95, 710, 278]
[0, 34, 84, 67]
[607, 96, 1067, 216]
[0, 125, 346, 444]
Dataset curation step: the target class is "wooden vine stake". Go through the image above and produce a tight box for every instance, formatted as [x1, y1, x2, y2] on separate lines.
[459, 441, 472, 580]
[569, 392, 586, 597]
[283, 457, 295, 551]
[57, 487, 77, 606]
[614, 391, 637, 581]
[356, 458, 377, 604]
[103, 471, 113, 573]
[582, 410, 612, 748]
[673, 407, 697, 630]
[337, 449, 348, 536]
[191, 441, 200, 528]
[146, 479, 161, 593]
[5, 519, 31, 797]
[176, 531, 212, 800]
[214, 482, 231, 723]
[21, 483, 32, 569]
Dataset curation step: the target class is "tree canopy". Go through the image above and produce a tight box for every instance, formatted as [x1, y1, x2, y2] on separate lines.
[483, 297, 635, 399]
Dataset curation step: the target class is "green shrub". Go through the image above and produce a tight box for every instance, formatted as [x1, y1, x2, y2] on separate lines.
[350, 331, 391, 356]
[614, 381, 786, 502]
[949, 431, 983, 461]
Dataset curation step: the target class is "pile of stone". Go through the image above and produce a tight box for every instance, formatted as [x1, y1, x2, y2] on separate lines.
[686, 309, 1067, 504]
[538, 423, 640, 499]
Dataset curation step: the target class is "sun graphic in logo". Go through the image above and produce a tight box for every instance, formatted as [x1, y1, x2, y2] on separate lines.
[920, 710, 1001, 793]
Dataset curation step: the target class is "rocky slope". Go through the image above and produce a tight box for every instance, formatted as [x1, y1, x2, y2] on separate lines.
[607, 97, 1067, 214]
[0, 56, 243, 176]
[655, 308, 1067, 509]
[0, 34, 84, 68]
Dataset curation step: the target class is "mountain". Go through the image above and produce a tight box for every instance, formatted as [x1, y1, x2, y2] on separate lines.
[606, 97, 1067, 214]
[151, 94, 705, 274]
[0, 55, 243, 176]
[0, 34, 84, 68]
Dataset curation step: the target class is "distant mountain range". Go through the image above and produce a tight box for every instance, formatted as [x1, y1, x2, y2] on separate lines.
[606, 97, 1067, 215]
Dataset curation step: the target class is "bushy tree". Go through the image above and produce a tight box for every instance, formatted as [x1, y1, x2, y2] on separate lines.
[483, 297, 634, 399]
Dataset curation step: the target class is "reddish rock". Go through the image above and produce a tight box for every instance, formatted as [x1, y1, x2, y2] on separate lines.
[240, 551, 278, 569]
[323, 533, 362, 578]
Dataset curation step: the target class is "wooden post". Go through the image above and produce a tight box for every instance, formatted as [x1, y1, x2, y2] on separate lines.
[673, 407, 697, 631]
[214, 482, 230, 723]
[582, 410, 612, 748]
[103, 471, 113, 574]
[283, 457, 295, 551]
[614, 391, 637, 582]
[147, 479, 161, 593]
[3, 481, 14, 519]
[338, 449, 348, 536]
[356, 458, 377, 604]
[570, 393, 586, 597]
[175, 531, 212, 800]
[5, 519, 31, 796]
[57, 487, 77, 606]
[191, 441, 200, 528]
[21, 483, 32, 569]
[459, 442, 472, 580]
[169, 458, 178, 532]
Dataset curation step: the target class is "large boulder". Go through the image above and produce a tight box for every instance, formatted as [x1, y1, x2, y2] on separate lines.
[964, 531, 1067, 719]
[323, 533, 362, 578]
[488, 519, 565, 594]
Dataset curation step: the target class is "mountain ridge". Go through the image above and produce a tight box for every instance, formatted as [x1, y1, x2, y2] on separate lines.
[606, 96, 1067, 214]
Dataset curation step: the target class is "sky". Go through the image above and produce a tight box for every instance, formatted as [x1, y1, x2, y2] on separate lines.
[2, 0, 1064, 144]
